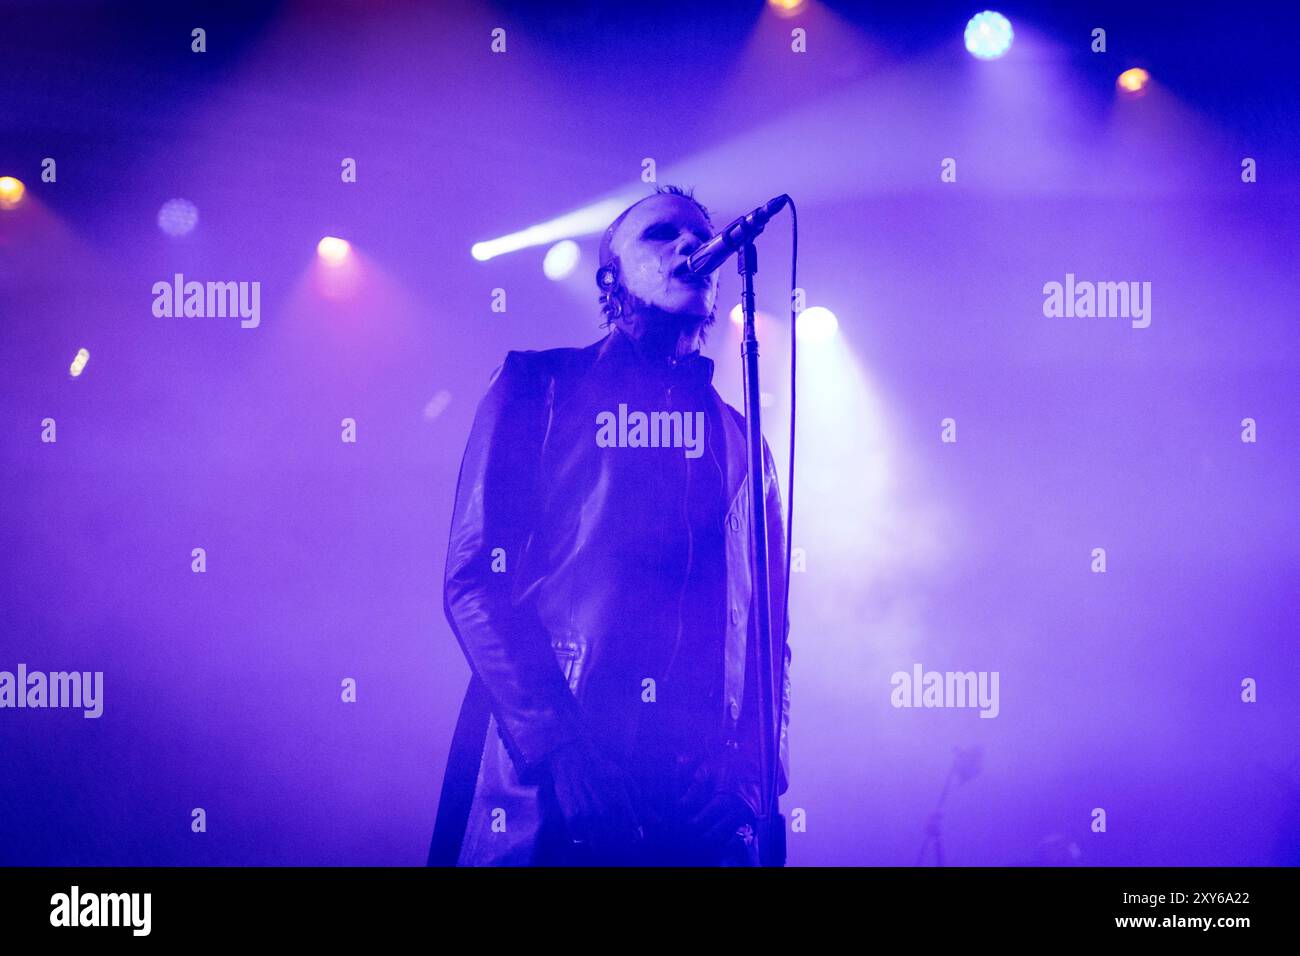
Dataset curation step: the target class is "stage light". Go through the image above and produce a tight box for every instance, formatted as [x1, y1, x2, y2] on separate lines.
[1116, 67, 1151, 95]
[796, 306, 838, 342]
[471, 197, 629, 262]
[423, 390, 453, 421]
[317, 236, 351, 265]
[157, 198, 199, 237]
[768, 0, 807, 16]
[730, 303, 744, 325]
[0, 176, 26, 209]
[69, 348, 90, 378]
[964, 11, 1013, 60]
[543, 239, 581, 280]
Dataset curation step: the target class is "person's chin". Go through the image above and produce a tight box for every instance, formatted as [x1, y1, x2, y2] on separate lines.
[655, 295, 713, 323]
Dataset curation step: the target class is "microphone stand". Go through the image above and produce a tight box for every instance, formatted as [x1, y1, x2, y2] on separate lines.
[738, 240, 785, 866]
[915, 747, 981, 866]
[915, 765, 955, 867]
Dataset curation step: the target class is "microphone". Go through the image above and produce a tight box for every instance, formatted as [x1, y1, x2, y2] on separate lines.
[682, 195, 790, 276]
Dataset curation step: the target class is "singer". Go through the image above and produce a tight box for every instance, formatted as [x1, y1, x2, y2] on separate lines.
[428, 186, 792, 867]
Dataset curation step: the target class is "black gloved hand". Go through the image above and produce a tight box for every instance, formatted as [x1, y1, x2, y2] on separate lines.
[676, 754, 759, 852]
[544, 739, 643, 860]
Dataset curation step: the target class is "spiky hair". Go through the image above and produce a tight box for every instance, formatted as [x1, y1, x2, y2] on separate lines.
[597, 184, 713, 268]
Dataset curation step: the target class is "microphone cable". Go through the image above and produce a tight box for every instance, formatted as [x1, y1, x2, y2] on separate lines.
[763, 196, 796, 826]
[784, 199, 797, 630]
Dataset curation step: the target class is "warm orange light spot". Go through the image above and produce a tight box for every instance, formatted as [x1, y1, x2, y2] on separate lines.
[0, 176, 26, 209]
[1117, 68, 1151, 95]
[768, 0, 807, 17]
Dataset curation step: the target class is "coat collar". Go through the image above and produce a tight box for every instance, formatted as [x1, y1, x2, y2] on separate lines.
[588, 327, 745, 507]
[598, 326, 715, 388]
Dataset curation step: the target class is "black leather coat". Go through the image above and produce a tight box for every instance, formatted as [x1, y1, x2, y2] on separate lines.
[428, 329, 790, 866]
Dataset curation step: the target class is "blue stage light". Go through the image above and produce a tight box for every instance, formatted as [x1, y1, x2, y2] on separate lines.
[157, 198, 198, 237]
[964, 11, 1013, 60]
[797, 306, 839, 343]
[543, 239, 581, 280]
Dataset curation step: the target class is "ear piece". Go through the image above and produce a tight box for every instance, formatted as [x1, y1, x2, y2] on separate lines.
[596, 260, 619, 291]
[596, 259, 626, 323]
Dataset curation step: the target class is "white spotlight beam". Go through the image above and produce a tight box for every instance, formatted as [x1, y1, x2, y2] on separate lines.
[470, 197, 633, 261]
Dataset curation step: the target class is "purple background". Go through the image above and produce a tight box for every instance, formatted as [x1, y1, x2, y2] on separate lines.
[2, 0, 1298, 866]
